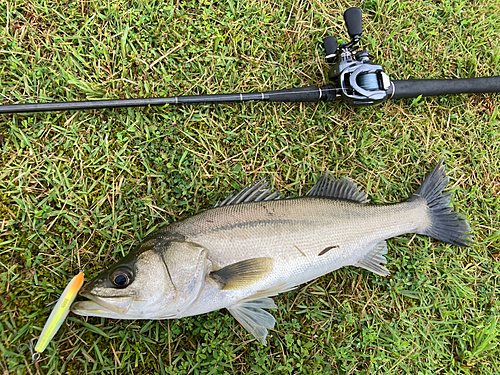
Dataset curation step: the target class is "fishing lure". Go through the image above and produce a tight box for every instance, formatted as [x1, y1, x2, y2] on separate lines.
[34, 272, 85, 354]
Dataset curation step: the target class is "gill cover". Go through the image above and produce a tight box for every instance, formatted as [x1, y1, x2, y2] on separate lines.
[160, 241, 209, 316]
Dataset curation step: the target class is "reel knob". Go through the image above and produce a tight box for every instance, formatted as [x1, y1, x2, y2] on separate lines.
[323, 36, 338, 63]
[343, 7, 363, 40]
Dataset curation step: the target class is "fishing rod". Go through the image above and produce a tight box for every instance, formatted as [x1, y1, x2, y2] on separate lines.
[1, 7, 499, 114]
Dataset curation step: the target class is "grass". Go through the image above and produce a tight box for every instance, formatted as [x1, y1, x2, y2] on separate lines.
[1, 0, 499, 373]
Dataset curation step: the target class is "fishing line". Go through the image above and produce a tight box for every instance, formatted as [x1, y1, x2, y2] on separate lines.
[357, 74, 379, 91]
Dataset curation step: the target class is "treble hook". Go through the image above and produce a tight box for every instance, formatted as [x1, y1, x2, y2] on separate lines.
[17, 338, 41, 363]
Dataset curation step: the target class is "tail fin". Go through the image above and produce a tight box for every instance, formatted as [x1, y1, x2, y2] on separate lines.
[409, 159, 473, 247]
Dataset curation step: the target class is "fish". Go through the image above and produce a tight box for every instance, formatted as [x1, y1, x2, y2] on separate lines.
[71, 160, 472, 344]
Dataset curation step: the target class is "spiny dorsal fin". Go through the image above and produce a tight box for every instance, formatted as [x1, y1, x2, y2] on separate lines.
[210, 257, 274, 289]
[215, 180, 281, 207]
[306, 172, 368, 203]
[355, 240, 390, 276]
[227, 298, 276, 345]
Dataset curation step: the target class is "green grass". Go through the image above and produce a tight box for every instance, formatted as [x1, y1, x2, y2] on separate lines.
[1, 0, 499, 373]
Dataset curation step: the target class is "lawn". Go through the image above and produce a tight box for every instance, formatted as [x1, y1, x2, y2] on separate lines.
[1, 0, 499, 373]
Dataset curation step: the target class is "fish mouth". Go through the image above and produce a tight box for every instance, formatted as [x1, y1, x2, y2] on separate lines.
[71, 292, 135, 317]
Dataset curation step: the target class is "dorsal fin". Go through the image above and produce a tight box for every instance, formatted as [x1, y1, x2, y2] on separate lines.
[306, 172, 368, 203]
[215, 179, 281, 207]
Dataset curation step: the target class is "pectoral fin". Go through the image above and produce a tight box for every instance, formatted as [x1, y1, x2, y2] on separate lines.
[355, 240, 390, 276]
[227, 298, 277, 345]
[211, 257, 274, 290]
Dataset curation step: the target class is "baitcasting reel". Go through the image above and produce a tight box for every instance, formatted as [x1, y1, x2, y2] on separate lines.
[324, 7, 391, 106]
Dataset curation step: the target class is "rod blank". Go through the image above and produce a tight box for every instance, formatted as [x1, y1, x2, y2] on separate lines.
[0, 86, 340, 114]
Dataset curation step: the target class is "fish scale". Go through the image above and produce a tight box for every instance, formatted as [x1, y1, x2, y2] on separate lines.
[182, 198, 423, 262]
[171, 198, 428, 316]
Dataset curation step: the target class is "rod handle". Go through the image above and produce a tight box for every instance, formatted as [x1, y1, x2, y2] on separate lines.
[388, 76, 500, 99]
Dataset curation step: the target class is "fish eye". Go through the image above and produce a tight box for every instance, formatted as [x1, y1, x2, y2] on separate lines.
[110, 267, 133, 288]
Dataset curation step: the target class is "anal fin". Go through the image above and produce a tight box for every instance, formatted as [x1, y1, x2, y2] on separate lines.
[227, 298, 277, 345]
[355, 240, 390, 276]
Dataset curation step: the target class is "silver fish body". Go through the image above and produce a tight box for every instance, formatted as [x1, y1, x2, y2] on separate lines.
[72, 160, 472, 344]
[162, 197, 427, 314]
